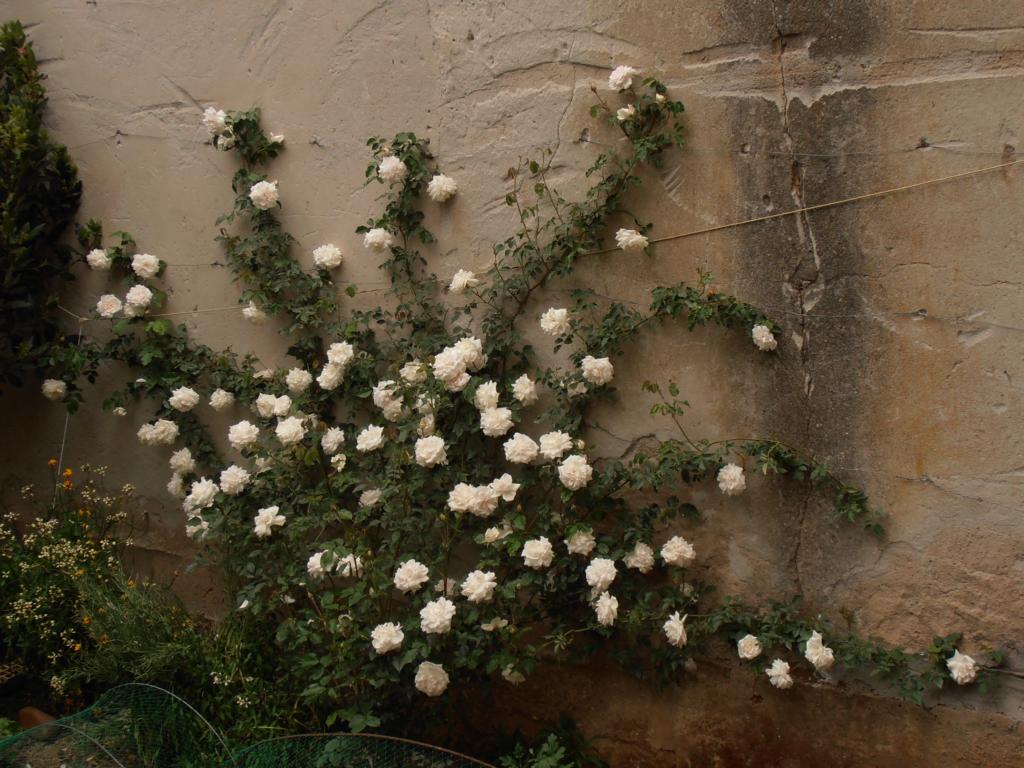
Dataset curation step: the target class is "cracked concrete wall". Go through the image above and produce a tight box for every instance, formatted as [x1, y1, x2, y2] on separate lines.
[2, 1, 1022, 765]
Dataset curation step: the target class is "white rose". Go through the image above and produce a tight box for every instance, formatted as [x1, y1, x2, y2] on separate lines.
[539, 431, 573, 461]
[447, 483, 477, 513]
[502, 666, 526, 685]
[185, 518, 209, 540]
[112, 406, 127, 416]
[947, 649, 977, 685]
[400, 360, 427, 384]
[253, 506, 286, 538]
[183, 477, 218, 513]
[378, 155, 408, 183]
[131, 253, 160, 279]
[414, 435, 447, 468]
[483, 618, 507, 634]
[356, 425, 385, 452]
[371, 622, 404, 654]
[480, 407, 513, 438]
[434, 577, 457, 596]
[540, 307, 570, 336]
[512, 373, 538, 406]
[136, 424, 155, 444]
[489, 473, 519, 502]
[427, 173, 458, 202]
[249, 180, 279, 210]
[580, 355, 614, 385]
[219, 465, 251, 496]
[737, 634, 763, 660]
[317, 363, 345, 390]
[202, 106, 228, 135]
[717, 463, 746, 496]
[608, 64, 640, 91]
[614, 228, 648, 251]
[594, 592, 618, 626]
[321, 427, 345, 454]
[228, 420, 260, 450]
[166, 473, 185, 498]
[432, 347, 466, 384]
[360, 489, 382, 507]
[660, 536, 696, 567]
[169, 447, 195, 475]
[242, 301, 267, 325]
[150, 419, 178, 445]
[616, 104, 636, 122]
[624, 542, 655, 573]
[460, 570, 497, 603]
[454, 336, 486, 370]
[330, 453, 348, 471]
[448, 268, 479, 295]
[372, 379, 398, 410]
[285, 368, 313, 394]
[585, 557, 617, 594]
[414, 661, 449, 697]
[663, 612, 688, 647]
[387, 397, 409, 420]
[565, 529, 596, 556]
[96, 294, 122, 318]
[521, 537, 554, 569]
[445, 371, 471, 393]
[483, 523, 513, 545]
[275, 416, 307, 446]
[447, 484, 499, 517]
[752, 324, 778, 352]
[420, 597, 457, 634]
[337, 553, 363, 578]
[766, 659, 793, 689]
[558, 454, 592, 491]
[326, 341, 355, 366]
[363, 227, 394, 251]
[416, 393, 437, 415]
[86, 248, 112, 270]
[168, 386, 200, 413]
[418, 414, 436, 437]
[307, 551, 328, 580]
[254, 393, 278, 418]
[503, 432, 539, 464]
[210, 388, 234, 411]
[312, 243, 343, 270]
[473, 381, 499, 410]
[394, 559, 430, 593]
[124, 284, 153, 315]
[804, 630, 835, 672]
[41, 379, 66, 401]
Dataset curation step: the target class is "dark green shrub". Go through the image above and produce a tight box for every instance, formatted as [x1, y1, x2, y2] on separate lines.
[0, 19, 81, 387]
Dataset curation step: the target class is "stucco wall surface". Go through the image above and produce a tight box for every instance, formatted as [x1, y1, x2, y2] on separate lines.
[2, 1, 1022, 765]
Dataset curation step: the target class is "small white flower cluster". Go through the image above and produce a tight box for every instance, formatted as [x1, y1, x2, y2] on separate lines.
[733, 628, 861, 691]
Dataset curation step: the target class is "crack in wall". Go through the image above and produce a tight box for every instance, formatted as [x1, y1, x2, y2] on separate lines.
[771, 3, 823, 599]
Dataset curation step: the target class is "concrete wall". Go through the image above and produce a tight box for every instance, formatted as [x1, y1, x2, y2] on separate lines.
[3, 1, 1022, 764]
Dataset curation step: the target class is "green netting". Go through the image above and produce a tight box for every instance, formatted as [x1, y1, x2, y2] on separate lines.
[0, 684, 494, 768]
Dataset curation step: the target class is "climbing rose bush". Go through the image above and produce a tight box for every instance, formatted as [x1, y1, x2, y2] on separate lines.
[40, 74, 999, 731]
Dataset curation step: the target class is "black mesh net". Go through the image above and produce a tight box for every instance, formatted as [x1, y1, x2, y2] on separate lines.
[0, 684, 493, 768]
